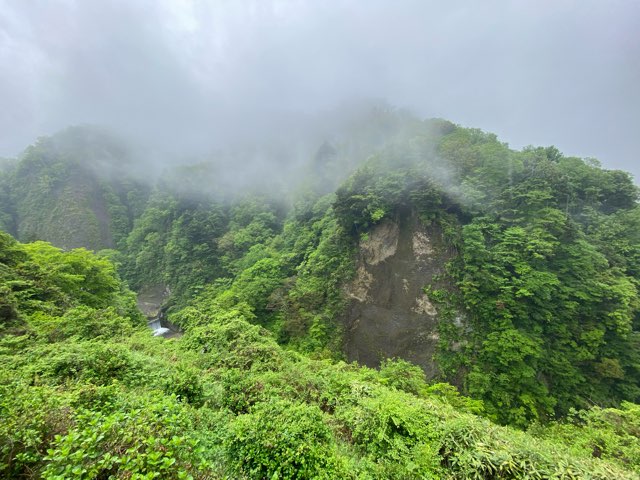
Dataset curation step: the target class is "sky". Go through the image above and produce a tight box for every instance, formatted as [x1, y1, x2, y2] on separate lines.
[1, 0, 639, 180]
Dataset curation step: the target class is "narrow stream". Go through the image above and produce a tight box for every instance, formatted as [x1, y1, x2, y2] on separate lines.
[147, 311, 181, 338]
[148, 317, 170, 336]
[137, 284, 182, 338]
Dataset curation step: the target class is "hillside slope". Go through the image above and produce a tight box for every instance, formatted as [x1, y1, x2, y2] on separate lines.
[1, 230, 639, 478]
[1, 114, 639, 429]
[0, 126, 150, 251]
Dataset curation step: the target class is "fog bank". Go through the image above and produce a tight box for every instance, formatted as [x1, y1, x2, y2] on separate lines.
[1, 1, 638, 179]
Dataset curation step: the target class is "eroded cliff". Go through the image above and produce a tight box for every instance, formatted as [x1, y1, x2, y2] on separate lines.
[343, 210, 456, 377]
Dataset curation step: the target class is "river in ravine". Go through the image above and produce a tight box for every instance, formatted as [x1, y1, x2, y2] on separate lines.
[137, 284, 182, 338]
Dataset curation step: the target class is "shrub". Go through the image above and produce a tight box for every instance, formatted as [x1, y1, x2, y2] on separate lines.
[41, 393, 213, 479]
[181, 315, 284, 371]
[335, 384, 444, 476]
[163, 366, 205, 406]
[379, 357, 427, 396]
[0, 383, 74, 478]
[225, 399, 344, 479]
[27, 342, 140, 386]
[28, 305, 134, 342]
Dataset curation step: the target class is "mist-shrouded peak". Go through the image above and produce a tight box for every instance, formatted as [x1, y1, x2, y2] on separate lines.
[1, 1, 638, 181]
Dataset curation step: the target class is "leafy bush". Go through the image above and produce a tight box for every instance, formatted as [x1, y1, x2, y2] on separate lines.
[225, 399, 345, 479]
[530, 402, 640, 472]
[335, 384, 444, 476]
[42, 393, 212, 479]
[28, 306, 134, 342]
[0, 383, 74, 478]
[379, 357, 428, 396]
[163, 365, 205, 406]
[181, 313, 284, 371]
[26, 341, 141, 386]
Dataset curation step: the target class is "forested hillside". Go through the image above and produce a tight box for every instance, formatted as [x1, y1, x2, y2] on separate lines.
[1, 111, 639, 478]
[0, 127, 151, 251]
[1, 230, 639, 478]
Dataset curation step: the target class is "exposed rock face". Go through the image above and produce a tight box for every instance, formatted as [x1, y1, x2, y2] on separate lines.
[361, 220, 399, 265]
[137, 284, 170, 319]
[413, 293, 438, 316]
[347, 265, 374, 303]
[137, 284, 182, 338]
[343, 211, 452, 378]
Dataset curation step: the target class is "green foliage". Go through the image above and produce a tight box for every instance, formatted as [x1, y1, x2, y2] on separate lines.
[531, 402, 640, 471]
[40, 391, 212, 479]
[231, 257, 284, 315]
[455, 208, 639, 424]
[22, 242, 120, 307]
[2, 116, 640, 478]
[163, 365, 205, 406]
[283, 208, 355, 353]
[181, 310, 284, 371]
[336, 384, 444, 475]
[0, 383, 74, 478]
[1, 255, 638, 478]
[379, 357, 427, 396]
[7, 127, 150, 251]
[226, 399, 344, 478]
[218, 196, 282, 273]
[425, 383, 485, 416]
[0, 167, 16, 235]
[27, 306, 134, 342]
[334, 152, 445, 233]
[0, 232, 141, 330]
[420, 128, 640, 425]
[124, 191, 228, 301]
[24, 341, 141, 386]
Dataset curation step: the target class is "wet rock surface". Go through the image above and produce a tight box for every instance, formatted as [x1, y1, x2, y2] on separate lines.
[343, 211, 452, 378]
[137, 284, 181, 338]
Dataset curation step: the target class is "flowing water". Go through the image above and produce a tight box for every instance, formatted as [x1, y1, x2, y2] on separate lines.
[137, 284, 181, 338]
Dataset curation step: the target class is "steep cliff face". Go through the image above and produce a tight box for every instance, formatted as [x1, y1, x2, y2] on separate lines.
[343, 210, 455, 377]
[2, 127, 150, 252]
[15, 168, 114, 250]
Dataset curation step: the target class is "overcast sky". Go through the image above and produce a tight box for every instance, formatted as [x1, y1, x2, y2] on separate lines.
[1, 0, 639, 179]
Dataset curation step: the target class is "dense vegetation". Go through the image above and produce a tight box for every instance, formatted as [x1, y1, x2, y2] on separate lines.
[1, 111, 639, 477]
[325, 122, 640, 427]
[1, 231, 639, 478]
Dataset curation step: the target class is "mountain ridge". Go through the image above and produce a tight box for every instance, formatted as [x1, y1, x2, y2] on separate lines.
[1, 114, 638, 429]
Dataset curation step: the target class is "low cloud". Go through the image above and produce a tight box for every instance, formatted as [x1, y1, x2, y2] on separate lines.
[1, 0, 638, 180]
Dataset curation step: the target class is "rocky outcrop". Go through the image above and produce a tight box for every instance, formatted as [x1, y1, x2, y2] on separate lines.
[360, 220, 399, 265]
[137, 284, 170, 319]
[137, 284, 181, 338]
[343, 212, 454, 378]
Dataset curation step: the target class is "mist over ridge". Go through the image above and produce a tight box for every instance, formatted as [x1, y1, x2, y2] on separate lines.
[2, 4, 640, 475]
[1, 1, 639, 181]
